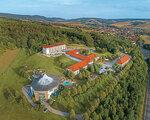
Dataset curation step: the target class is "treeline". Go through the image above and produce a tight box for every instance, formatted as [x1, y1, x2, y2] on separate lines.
[0, 17, 132, 54]
[53, 59, 132, 112]
[86, 47, 148, 120]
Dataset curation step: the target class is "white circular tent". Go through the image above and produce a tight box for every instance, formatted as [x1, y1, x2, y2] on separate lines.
[31, 74, 60, 101]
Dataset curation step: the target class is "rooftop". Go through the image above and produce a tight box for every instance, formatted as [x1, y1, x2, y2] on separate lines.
[42, 42, 65, 48]
[117, 54, 130, 65]
[66, 49, 97, 71]
[31, 74, 60, 91]
[66, 49, 87, 60]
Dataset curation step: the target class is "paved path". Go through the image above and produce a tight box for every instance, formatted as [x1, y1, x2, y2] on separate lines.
[22, 86, 83, 119]
[43, 102, 69, 116]
[22, 86, 37, 108]
[43, 102, 83, 120]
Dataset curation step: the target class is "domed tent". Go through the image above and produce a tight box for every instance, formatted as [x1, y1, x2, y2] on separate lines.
[30, 74, 60, 101]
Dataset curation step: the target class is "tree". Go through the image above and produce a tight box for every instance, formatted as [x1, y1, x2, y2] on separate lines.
[94, 63, 100, 74]
[82, 85, 87, 92]
[88, 65, 95, 73]
[77, 86, 82, 94]
[83, 112, 89, 120]
[68, 109, 76, 120]
[72, 87, 78, 96]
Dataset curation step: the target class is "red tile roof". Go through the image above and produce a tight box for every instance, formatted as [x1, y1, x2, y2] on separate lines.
[42, 42, 65, 48]
[68, 60, 88, 71]
[66, 50, 97, 72]
[117, 54, 130, 65]
[66, 50, 87, 60]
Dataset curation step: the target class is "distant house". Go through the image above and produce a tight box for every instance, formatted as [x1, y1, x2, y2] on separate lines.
[30, 74, 60, 101]
[42, 43, 66, 55]
[99, 64, 114, 74]
[117, 54, 131, 66]
[99, 66, 107, 74]
[66, 49, 99, 75]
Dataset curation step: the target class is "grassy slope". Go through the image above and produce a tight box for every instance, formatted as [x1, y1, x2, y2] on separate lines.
[25, 53, 64, 76]
[0, 49, 19, 73]
[0, 49, 66, 120]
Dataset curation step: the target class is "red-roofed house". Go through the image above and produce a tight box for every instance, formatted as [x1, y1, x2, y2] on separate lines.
[42, 43, 66, 55]
[66, 49, 99, 75]
[117, 54, 131, 66]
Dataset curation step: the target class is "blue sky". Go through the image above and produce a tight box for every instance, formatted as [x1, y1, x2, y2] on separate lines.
[0, 0, 150, 19]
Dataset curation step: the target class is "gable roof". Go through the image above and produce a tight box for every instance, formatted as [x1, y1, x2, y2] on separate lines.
[117, 54, 130, 65]
[66, 49, 97, 72]
[67, 60, 88, 71]
[42, 42, 65, 48]
[66, 49, 87, 60]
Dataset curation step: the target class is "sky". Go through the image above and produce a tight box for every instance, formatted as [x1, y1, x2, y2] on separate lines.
[0, 0, 150, 19]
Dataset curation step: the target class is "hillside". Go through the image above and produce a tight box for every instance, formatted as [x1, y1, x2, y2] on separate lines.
[0, 17, 148, 120]
[1, 13, 150, 27]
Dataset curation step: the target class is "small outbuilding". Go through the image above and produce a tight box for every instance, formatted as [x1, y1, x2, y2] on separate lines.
[117, 54, 131, 67]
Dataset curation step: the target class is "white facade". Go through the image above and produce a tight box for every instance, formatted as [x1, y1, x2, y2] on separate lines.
[31, 74, 59, 101]
[74, 70, 80, 75]
[32, 86, 58, 101]
[43, 44, 66, 55]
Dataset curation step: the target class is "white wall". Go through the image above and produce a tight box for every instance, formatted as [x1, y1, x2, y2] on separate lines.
[43, 44, 66, 55]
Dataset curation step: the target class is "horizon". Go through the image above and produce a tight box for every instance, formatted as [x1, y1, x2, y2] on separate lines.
[0, 0, 150, 19]
[1, 12, 150, 20]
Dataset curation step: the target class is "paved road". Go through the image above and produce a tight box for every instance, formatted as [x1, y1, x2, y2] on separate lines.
[144, 69, 150, 120]
[142, 48, 150, 120]
[43, 102, 69, 116]
[142, 48, 150, 60]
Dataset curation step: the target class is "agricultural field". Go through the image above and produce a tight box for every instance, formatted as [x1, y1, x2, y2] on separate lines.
[140, 35, 150, 44]
[111, 22, 131, 28]
[0, 49, 66, 120]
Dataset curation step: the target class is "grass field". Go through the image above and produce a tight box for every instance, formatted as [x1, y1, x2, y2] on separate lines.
[56, 55, 77, 68]
[0, 49, 66, 120]
[140, 35, 150, 44]
[0, 49, 19, 73]
[111, 22, 131, 27]
[25, 53, 64, 76]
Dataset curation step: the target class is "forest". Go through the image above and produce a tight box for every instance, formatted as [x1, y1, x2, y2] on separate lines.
[0, 17, 132, 54]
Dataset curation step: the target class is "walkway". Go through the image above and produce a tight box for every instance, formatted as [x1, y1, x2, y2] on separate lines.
[43, 102, 82, 120]
[22, 86, 83, 120]
[22, 86, 37, 108]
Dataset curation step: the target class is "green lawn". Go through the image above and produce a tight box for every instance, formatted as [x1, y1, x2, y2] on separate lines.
[0, 49, 66, 120]
[55, 55, 77, 68]
[25, 53, 64, 76]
